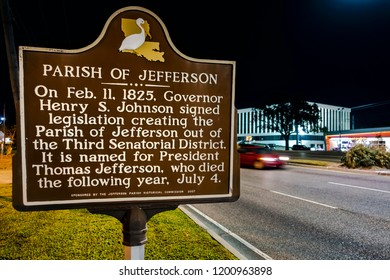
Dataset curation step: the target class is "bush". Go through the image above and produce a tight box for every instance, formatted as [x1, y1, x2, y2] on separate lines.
[341, 144, 390, 169]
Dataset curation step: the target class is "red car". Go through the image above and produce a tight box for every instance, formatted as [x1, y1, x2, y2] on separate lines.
[238, 145, 289, 169]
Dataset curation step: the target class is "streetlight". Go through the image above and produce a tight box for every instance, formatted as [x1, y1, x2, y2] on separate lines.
[0, 116, 4, 157]
[1, 104, 5, 156]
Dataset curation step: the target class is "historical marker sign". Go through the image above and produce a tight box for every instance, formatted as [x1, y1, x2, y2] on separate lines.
[13, 6, 239, 211]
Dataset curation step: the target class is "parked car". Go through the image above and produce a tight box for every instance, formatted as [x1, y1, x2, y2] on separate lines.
[238, 145, 289, 169]
[267, 143, 277, 150]
[291, 144, 310, 150]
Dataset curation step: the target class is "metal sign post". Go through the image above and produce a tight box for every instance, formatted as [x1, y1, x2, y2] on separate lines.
[122, 207, 147, 260]
[89, 205, 177, 260]
[124, 245, 145, 260]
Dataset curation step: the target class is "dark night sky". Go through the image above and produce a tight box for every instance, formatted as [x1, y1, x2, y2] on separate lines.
[2, 0, 390, 128]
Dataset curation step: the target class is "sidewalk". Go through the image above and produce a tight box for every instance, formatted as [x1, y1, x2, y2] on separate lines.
[0, 156, 12, 184]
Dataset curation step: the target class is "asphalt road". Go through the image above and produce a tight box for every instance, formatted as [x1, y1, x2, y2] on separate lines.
[191, 165, 390, 260]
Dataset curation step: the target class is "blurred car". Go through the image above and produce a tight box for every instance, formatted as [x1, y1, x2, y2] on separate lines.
[238, 145, 289, 169]
[291, 144, 310, 150]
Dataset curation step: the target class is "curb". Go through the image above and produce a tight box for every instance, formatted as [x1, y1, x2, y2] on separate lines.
[179, 204, 273, 260]
[288, 162, 390, 175]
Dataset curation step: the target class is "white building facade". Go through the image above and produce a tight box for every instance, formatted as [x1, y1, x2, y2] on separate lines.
[237, 102, 351, 150]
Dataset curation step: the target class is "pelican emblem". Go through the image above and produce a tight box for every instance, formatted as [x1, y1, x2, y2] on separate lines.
[119, 18, 146, 52]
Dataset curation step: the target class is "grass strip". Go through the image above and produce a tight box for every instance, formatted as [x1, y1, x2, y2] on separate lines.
[288, 159, 331, 166]
[0, 157, 237, 260]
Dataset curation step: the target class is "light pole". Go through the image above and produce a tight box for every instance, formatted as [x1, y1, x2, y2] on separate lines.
[0, 117, 4, 157]
[338, 107, 344, 151]
[1, 104, 5, 156]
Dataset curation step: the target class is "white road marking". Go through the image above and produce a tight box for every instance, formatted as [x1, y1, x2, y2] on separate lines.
[328, 181, 390, 194]
[180, 205, 273, 260]
[271, 191, 338, 209]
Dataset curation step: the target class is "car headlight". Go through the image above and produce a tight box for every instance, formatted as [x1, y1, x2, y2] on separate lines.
[279, 156, 289, 161]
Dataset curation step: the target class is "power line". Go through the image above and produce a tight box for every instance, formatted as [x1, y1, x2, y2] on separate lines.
[351, 100, 390, 111]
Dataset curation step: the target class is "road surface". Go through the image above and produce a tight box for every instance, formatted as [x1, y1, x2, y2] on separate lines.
[192, 165, 390, 259]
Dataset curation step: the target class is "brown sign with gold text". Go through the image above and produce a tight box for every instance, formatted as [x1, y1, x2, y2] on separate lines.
[13, 6, 239, 210]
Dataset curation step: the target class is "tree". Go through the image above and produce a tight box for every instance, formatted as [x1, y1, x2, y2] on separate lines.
[0, 123, 16, 155]
[253, 101, 321, 150]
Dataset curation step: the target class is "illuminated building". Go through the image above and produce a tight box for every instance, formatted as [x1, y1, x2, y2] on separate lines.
[237, 102, 351, 150]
